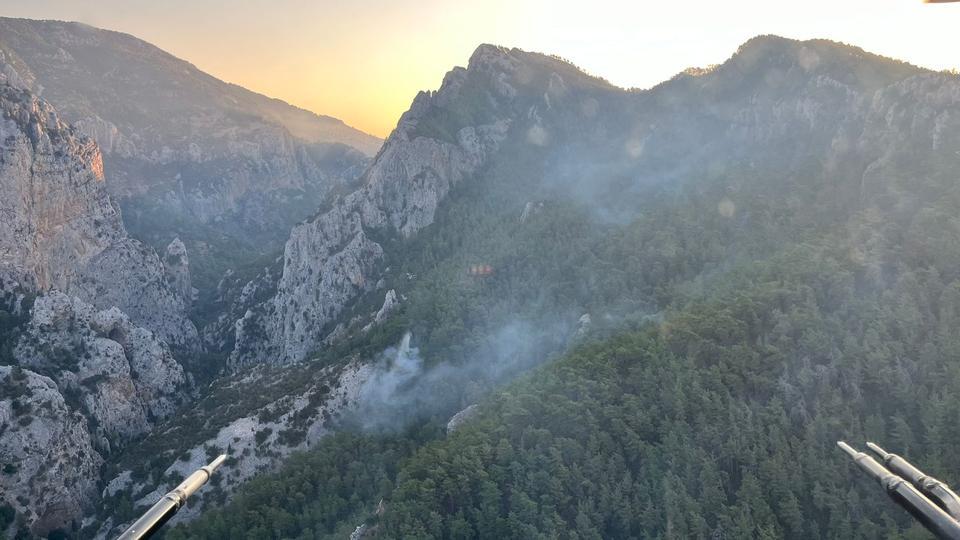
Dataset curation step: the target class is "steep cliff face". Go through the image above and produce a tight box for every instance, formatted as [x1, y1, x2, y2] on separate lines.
[0, 81, 115, 292]
[0, 18, 378, 308]
[230, 46, 537, 366]
[0, 74, 198, 535]
[14, 292, 187, 444]
[0, 365, 102, 537]
[227, 38, 960, 369]
[0, 291, 189, 537]
[0, 76, 198, 348]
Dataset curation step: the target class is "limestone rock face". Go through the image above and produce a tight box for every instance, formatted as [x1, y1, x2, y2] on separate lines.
[1, 291, 187, 535]
[230, 48, 519, 367]
[0, 17, 379, 266]
[163, 237, 195, 306]
[446, 404, 480, 434]
[0, 82, 117, 293]
[0, 366, 102, 537]
[14, 292, 187, 444]
[0, 79, 198, 349]
[374, 289, 399, 324]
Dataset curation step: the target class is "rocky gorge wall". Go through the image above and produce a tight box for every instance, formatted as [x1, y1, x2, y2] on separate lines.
[0, 66, 197, 535]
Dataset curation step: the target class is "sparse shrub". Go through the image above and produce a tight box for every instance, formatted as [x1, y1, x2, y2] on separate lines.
[254, 427, 273, 446]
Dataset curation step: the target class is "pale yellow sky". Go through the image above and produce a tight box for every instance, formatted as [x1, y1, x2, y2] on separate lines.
[2, 0, 959, 137]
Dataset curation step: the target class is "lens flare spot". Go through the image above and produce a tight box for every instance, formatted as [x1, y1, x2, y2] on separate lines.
[527, 125, 549, 146]
[797, 46, 821, 72]
[624, 137, 645, 158]
[718, 197, 736, 218]
[580, 97, 599, 118]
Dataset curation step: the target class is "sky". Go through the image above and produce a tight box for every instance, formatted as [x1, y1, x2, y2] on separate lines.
[2, 0, 959, 137]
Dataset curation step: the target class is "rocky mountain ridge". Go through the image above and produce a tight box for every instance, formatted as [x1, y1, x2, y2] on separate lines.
[229, 45, 572, 366]
[0, 18, 381, 156]
[0, 71, 196, 535]
[0, 17, 380, 322]
[227, 36, 952, 369]
[0, 74, 198, 348]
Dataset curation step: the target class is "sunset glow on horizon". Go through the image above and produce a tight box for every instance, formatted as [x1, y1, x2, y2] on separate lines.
[3, 0, 960, 138]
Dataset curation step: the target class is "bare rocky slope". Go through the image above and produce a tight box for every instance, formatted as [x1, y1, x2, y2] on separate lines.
[0, 74, 197, 348]
[0, 17, 381, 326]
[0, 72, 195, 535]
[1, 292, 190, 537]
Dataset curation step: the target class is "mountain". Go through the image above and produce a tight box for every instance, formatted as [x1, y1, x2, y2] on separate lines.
[228, 44, 521, 367]
[68, 35, 960, 540]
[0, 17, 382, 320]
[0, 78, 194, 537]
[0, 77, 197, 348]
[0, 17, 380, 155]
[225, 36, 929, 368]
[6, 31, 960, 539]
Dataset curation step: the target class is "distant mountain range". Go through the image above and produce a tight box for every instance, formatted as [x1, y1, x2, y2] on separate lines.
[0, 18, 381, 155]
[0, 17, 382, 316]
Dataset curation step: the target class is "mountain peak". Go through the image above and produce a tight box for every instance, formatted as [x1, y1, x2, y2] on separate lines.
[465, 43, 526, 77]
[724, 34, 925, 90]
[469, 43, 513, 63]
[465, 43, 617, 93]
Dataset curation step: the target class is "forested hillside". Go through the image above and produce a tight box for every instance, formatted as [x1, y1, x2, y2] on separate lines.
[169, 182, 960, 539]
[165, 38, 960, 539]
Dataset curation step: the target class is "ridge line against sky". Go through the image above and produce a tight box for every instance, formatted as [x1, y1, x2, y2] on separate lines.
[2, 0, 959, 138]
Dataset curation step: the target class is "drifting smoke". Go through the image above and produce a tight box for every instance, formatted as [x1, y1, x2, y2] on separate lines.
[347, 318, 575, 432]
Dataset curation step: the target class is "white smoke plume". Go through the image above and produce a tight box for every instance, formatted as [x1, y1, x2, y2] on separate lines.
[347, 318, 575, 432]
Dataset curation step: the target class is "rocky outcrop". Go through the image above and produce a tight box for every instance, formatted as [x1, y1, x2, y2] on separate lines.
[0, 78, 198, 349]
[230, 47, 525, 367]
[0, 291, 188, 535]
[14, 292, 187, 444]
[163, 237, 195, 306]
[0, 365, 102, 537]
[446, 404, 479, 434]
[574, 313, 592, 339]
[0, 17, 378, 274]
[373, 289, 399, 325]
